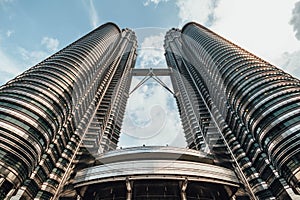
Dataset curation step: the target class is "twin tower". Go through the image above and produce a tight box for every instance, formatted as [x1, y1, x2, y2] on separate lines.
[0, 22, 300, 199]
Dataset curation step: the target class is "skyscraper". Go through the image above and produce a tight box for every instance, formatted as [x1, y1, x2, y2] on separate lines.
[0, 23, 137, 199]
[164, 22, 300, 199]
[0, 22, 299, 200]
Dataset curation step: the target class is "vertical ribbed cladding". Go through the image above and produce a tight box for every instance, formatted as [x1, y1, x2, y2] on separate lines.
[164, 29, 204, 150]
[181, 22, 300, 197]
[164, 29, 232, 166]
[164, 29, 262, 199]
[39, 28, 137, 199]
[32, 24, 127, 199]
[0, 22, 121, 196]
[98, 28, 138, 152]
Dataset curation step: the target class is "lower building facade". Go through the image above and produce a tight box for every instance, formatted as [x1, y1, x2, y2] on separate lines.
[74, 146, 244, 200]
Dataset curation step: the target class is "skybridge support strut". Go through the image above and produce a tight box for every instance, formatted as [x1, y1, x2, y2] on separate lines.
[129, 68, 175, 95]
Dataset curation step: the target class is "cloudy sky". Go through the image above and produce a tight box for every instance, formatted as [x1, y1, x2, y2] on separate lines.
[1, 0, 300, 148]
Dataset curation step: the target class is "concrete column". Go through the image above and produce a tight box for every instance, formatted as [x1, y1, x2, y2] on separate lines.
[5, 189, 16, 200]
[126, 192, 132, 200]
[126, 178, 132, 200]
[180, 192, 187, 200]
[0, 177, 5, 186]
[180, 178, 188, 200]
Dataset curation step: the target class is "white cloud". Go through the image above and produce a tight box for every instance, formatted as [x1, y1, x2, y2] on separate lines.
[120, 77, 186, 147]
[41, 36, 59, 52]
[138, 33, 166, 68]
[212, 1, 299, 62]
[174, 0, 300, 78]
[176, 0, 219, 26]
[6, 30, 13, 37]
[0, 35, 22, 84]
[143, 0, 169, 6]
[18, 47, 48, 65]
[276, 50, 300, 79]
[0, 35, 54, 85]
[0, 44, 53, 85]
[0, 48, 22, 83]
[290, 1, 300, 40]
[83, 0, 99, 29]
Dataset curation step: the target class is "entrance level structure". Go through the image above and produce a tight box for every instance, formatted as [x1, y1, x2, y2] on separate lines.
[74, 146, 242, 199]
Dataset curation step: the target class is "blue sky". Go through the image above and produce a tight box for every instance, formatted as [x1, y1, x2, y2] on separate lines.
[0, 0, 179, 70]
[1, 0, 300, 148]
